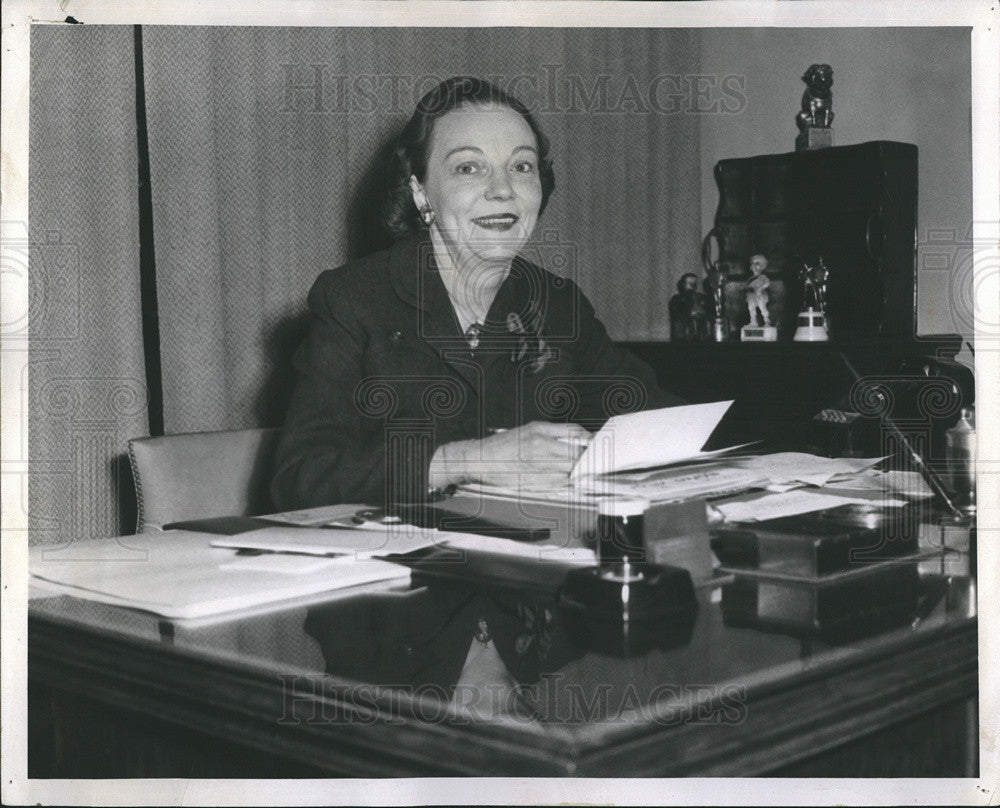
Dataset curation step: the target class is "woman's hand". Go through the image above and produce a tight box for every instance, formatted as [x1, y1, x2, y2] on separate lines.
[429, 422, 592, 491]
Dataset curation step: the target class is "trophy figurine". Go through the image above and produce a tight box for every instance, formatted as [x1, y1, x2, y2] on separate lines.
[701, 228, 730, 341]
[793, 258, 830, 342]
[706, 265, 728, 342]
[740, 254, 778, 342]
[669, 273, 711, 342]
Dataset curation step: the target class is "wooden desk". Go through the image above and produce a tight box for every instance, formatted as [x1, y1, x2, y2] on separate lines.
[28, 540, 977, 778]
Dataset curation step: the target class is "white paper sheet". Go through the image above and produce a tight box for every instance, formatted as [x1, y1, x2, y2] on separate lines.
[714, 490, 908, 522]
[442, 532, 596, 564]
[822, 469, 935, 498]
[569, 400, 734, 478]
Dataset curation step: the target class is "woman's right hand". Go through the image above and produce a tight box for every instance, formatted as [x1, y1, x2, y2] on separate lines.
[429, 421, 592, 491]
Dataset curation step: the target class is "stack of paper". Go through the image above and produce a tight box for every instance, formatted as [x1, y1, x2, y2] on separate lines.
[728, 452, 886, 491]
[712, 489, 908, 523]
[573, 462, 769, 503]
[458, 401, 893, 511]
[211, 524, 444, 557]
[29, 530, 411, 620]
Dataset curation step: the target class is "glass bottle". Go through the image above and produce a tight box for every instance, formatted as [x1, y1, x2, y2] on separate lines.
[945, 407, 976, 514]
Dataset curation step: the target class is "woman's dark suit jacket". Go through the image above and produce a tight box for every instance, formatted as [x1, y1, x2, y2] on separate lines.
[271, 235, 682, 510]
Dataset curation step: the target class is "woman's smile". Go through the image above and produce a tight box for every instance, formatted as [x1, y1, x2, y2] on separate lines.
[472, 213, 520, 231]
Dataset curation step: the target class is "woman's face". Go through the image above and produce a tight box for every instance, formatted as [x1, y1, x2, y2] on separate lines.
[410, 103, 543, 269]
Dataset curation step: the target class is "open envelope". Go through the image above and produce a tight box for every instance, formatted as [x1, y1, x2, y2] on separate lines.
[570, 400, 736, 478]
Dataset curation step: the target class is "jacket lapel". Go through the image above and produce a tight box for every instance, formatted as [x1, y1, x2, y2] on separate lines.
[386, 235, 483, 393]
[478, 256, 551, 375]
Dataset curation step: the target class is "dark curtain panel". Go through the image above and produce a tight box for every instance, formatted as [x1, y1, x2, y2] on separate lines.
[29, 26, 149, 544]
[141, 26, 702, 434]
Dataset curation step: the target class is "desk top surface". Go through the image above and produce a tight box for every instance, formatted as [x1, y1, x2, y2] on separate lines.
[28, 522, 977, 775]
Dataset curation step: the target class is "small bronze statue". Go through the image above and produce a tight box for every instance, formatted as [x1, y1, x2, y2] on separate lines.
[795, 64, 834, 150]
[669, 272, 711, 342]
[796, 64, 834, 129]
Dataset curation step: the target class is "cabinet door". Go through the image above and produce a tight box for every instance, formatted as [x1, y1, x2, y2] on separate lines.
[711, 142, 917, 340]
[789, 145, 884, 214]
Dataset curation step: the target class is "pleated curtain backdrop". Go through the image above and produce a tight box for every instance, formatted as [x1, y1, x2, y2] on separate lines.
[141, 26, 702, 434]
[29, 26, 150, 545]
[28, 25, 701, 542]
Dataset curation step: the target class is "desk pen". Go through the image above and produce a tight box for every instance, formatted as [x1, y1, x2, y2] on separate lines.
[838, 352, 964, 519]
[489, 427, 592, 448]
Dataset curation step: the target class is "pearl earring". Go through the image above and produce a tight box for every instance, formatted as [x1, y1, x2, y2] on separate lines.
[421, 207, 435, 226]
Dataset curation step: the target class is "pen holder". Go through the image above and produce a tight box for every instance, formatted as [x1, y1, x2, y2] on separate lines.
[596, 497, 648, 567]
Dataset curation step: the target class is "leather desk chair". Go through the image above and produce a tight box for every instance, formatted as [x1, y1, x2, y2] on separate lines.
[127, 427, 280, 532]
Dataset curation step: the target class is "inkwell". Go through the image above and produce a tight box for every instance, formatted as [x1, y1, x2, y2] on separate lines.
[559, 497, 698, 656]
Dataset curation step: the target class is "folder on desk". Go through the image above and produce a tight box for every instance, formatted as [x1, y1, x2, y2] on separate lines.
[29, 530, 411, 620]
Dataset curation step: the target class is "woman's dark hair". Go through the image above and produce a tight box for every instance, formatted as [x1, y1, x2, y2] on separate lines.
[382, 76, 555, 238]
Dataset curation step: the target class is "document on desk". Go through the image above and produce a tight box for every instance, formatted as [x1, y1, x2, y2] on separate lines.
[821, 469, 935, 499]
[572, 462, 769, 503]
[713, 489, 908, 522]
[728, 452, 887, 488]
[442, 532, 596, 564]
[569, 400, 736, 478]
[466, 449, 886, 508]
[257, 503, 372, 527]
[29, 530, 411, 620]
[211, 524, 444, 558]
[459, 460, 767, 507]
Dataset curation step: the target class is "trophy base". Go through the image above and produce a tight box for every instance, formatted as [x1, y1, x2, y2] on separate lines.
[793, 309, 829, 342]
[796, 127, 833, 151]
[741, 324, 778, 342]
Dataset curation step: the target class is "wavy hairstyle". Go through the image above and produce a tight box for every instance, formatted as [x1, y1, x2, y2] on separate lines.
[382, 76, 556, 239]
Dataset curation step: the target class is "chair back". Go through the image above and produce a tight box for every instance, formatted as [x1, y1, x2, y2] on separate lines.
[128, 427, 279, 531]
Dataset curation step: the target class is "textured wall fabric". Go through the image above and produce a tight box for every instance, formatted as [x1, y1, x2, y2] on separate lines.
[28, 26, 149, 544]
[26, 26, 701, 542]
[141, 27, 702, 435]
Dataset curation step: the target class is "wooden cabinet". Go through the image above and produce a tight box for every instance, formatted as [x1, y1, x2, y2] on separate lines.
[621, 336, 974, 461]
[710, 141, 918, 340]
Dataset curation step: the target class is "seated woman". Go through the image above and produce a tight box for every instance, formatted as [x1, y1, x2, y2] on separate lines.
[271, 76, 683, 511]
